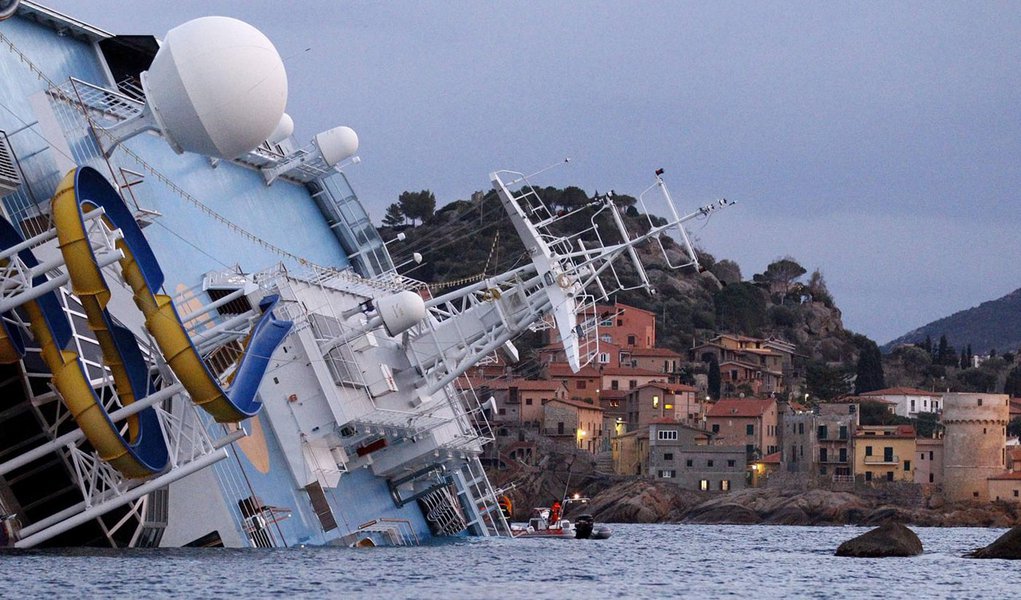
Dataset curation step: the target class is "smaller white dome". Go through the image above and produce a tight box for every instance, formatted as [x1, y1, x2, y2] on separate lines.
[267, 113, 294, 144]
[315, 126, 359, 167]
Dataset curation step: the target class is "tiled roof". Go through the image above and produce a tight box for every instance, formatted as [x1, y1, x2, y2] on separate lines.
[599, 366, 666, 377]
[547, 364, 602, 378]
[988, 471, 1021, 481]
[632, 381, 698, 394]
[483, 378, 565, 392]
[706, 398, 776, 418]
[758, 451, 782, 465]
[863, 387, 941, 397]
[628, 347, 682, 357]
[546, 397, 604, 411]
[854, 424, 916, 438]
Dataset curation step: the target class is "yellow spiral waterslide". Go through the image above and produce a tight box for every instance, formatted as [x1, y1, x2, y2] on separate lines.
[0, 167, 291, 478]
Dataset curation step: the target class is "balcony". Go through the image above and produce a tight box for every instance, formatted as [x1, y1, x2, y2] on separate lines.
[863, 455, 898, 465]
[819, 456, 849, 464]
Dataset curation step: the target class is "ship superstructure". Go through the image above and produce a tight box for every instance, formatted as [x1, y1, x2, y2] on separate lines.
[0, 2, 730, 549]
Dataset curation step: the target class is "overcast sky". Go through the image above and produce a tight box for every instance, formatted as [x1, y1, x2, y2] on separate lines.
[42, 1, 1021, 345]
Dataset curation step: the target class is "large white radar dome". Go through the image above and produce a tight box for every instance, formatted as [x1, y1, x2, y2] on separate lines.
[315, 126, 359, 167]
[142, 16, 287, 159]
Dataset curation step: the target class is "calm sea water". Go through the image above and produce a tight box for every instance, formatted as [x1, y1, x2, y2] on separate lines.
[0, 524, 1017, 599]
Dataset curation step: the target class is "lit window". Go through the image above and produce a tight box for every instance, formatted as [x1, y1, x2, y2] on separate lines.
[665, 404, 674, 410]
[699, 480, 709, 491]
[659, 470, 675, 479]
[720, 480, 730, 491]
[652, 395, 659, 408]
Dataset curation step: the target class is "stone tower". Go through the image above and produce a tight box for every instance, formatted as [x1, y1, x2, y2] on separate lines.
[942, 393, 1008, 502]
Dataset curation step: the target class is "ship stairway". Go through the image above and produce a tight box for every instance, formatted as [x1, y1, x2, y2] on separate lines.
[452, 455, 511, 537]
[0, 217, 252, 548]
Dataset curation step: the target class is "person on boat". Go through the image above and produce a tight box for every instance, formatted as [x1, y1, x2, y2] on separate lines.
[550, 500, 562, 525]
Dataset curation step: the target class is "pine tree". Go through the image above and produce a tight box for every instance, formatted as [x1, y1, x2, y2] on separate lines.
[1005, 366, 1021, 397]
[708, 356, 721, 401]
[854, 340, 885, 394]
[381, 202, 405, 227]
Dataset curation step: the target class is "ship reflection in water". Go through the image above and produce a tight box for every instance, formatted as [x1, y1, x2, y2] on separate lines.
[0, 524, 1013, 598]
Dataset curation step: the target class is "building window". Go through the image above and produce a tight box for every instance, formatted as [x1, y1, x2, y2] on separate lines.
[659, 470, 675, 479]
[1014, 490, 1019, 498]
[629, 380, 637, 389]
[498, 408, 506, 415]
[910, 399, 915, 412]
[977, 398, 983, 406]
[746, 424, 754, 436]
[839, 425, 848, 440]
[664, 452, 674, 461]
[720, 480, 730, 491]
[557, 422, 564, 435]
[865, 446, 873, 456]
[727, 460, 736, 468]
[711, 424, 720, 433]
[798, 423, 804, 435]
[611, 380, 619, 391]
[865, 471, 872, 482]
[657, 430, 678, 441]
[886, 471, 894, 482]
[600, 334, 613, 343]
[699, 480, 709, 491]
[903, 460, 911, 472]
[577, 381, 586, 390]
[600, 318, 613, 327]
[628, 335, 636, 346]
[817, 425, 827, 440]
[686, 459, 693, 467]
[598, 352, 610, 364]
[526, 398, 533, 405]
[929, 473, 934, 483]
[707, 460, 714, 467]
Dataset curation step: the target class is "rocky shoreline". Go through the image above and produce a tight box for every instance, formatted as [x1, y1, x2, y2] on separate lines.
[581, 480, 1021, 528]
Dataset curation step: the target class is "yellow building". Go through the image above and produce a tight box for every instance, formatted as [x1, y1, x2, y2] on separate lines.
[853, 425, 917, 483]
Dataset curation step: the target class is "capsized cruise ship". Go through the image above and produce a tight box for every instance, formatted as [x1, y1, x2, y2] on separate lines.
[0, 1, 731, 548]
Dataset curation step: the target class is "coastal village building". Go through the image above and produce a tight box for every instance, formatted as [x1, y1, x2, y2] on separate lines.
[860, 387, 943, 419]
[601, 367, 667, 396]
[546, 364, 602, 404]
[542, 398, 604, 453]
[705, 397, 779, 459]
[853, 425, 917, 483]
[485, 379, 568, 426]
[623, 382, 701, 432]
[751, 452, 782, 487]
[648, 421, 747, 491]
[783, 402, 858, 482]
[915, 438, 944, 486]
[987, 472, 1021, 503]
[625, 347, 682, 379]
[692, 334, 791, 396]
[548, 302, 657, 350]
[612, 429, 649, 476]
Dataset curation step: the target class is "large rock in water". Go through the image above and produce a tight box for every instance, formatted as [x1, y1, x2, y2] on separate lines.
[966, 526, 1021, 559]
[835, 522, 923, 557]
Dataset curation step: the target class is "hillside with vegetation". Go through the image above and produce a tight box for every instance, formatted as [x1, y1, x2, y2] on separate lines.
[380, 185, 873, 397]
[883, 288, 1021, 357]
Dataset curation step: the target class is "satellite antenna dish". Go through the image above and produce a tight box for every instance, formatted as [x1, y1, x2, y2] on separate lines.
[102, 16, 288, 160]
[0, 0, 20, 21]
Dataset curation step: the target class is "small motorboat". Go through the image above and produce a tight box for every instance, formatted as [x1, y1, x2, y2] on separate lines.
[510, 497, 611, 539]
